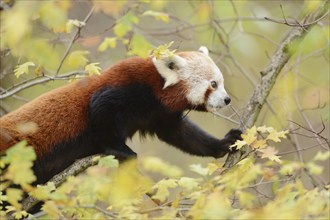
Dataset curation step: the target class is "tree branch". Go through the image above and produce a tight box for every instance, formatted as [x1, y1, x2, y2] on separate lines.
[0, 71, 87, 100]
[224, 1, 329, 168]
[22, 155, 99, 211]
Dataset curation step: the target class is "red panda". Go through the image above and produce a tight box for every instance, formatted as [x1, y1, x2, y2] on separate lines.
[0, 47, 242, 184]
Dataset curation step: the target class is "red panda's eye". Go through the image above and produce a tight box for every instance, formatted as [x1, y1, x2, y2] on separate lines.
[167, 62, 175, 70]
[210, 81, 217, 89]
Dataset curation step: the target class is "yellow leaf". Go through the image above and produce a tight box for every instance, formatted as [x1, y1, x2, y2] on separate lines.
[266, 130, 289, 142]
[230, 140, 247, 150]
[67, 50, 89, 68]
[257, 126, 274, 133]
[142, 156, 182, 177]
[152, 179, 177, 202]
[109, 160, 153, 207]
[14, 62, 35, 78]
[85, 62, 102, 76]
[3, 141, 36, 163]
[29, 186, 50, 201]
[3, 142, 36, 185]
[98, 37, 117, 52]
[241, 126, 258, 145]
[207, 161, 223, 175]
[6, 163, 36, 185]
[13, 210, 29, 219]
[251, 139, 267, 149]
[258, 147, 282, 163]
[178, 177, 200, 191]
[6, 188, 23, 209]
[151, 41, 176, 60]
[42, 201, 60, 219]
[142, 10, 169, 22]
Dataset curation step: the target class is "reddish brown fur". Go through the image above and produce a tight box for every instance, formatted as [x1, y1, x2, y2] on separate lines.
[0, 57, 189, 156]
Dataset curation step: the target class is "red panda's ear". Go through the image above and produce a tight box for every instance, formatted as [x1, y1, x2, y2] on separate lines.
[152, 55, 186, 89]
[198, 46, 209, 56]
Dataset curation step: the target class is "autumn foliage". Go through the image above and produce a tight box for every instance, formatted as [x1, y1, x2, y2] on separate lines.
[0, 0, 329, 219]
[1, 126, 329, 219]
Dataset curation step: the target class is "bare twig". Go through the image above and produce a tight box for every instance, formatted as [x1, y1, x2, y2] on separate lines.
[0, 71, 87, 100]
[265, 5, 329, 29]
[278, 142, 328, 156]
[211, 111, 240, 125]
[54, 6, 94, 76]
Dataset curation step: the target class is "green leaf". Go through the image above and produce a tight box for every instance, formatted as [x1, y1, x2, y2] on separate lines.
[114, 12, 139, 38]
[142, 10, 169, 22]
[114, 22, 131, 38]
[2, 2, 31, 48]
[14, 62, 35, 78]
[67, 50, 89, 68]
[98, 155, 119, 168]
[129, 34, 153, 58]
[85, 63, 102, 76]
[313, 151, 330, 161]
[98, 37, 117, 52]
[38, 1, 68, 32]
[307, 162, 323, 175]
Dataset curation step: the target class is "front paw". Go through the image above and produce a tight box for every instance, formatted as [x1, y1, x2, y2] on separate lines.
[224, 129, 243, 151]
[214, 129, 243, 158]
[225, 129, 243, 141]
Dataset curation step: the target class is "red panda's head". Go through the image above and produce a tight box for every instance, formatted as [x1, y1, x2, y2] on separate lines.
[152, 47, 231, 112]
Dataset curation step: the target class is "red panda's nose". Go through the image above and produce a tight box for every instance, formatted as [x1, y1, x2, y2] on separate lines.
[224, 97, 231, 105]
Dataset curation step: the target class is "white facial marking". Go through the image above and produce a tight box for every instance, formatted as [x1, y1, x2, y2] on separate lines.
[152, 55, 186, 89]
[179, 51, 229, 111]
[152, 47, 230, 112]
